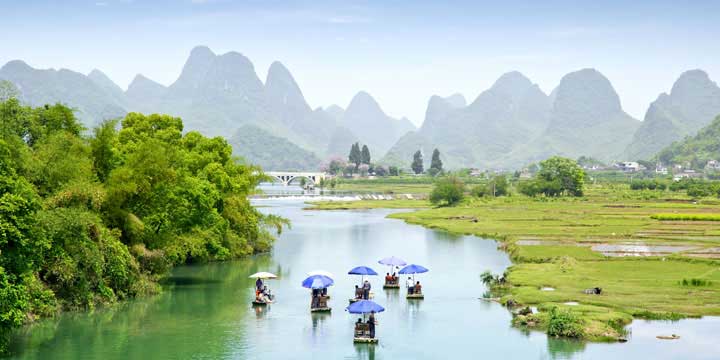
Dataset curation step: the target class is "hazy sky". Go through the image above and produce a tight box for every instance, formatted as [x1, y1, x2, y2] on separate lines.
[2, 0, 719, 125]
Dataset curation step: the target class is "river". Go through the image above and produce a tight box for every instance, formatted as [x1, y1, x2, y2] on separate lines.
[5, 194, 719, 359]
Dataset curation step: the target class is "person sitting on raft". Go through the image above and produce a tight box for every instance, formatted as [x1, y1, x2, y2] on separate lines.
[414, 281, 422, 294]
[406, 277, 414, 294]
[385, 273, 392, 283]
[391, 272, 397, 282]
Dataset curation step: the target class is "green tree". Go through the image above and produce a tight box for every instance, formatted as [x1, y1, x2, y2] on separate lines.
[388, 166, 400, 176]
[90, 119, 120, 182]
[429, 176, 465, 206]
[361, 144, 371, 165]
[521, 157, 584, 197]
[430, 148, 443, 173]
[411, 150, 424, 174]
[348, 142, 361, 169]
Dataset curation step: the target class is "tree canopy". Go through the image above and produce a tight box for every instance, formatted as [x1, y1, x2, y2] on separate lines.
[361, 144, 371, 165]
[412, 150, 424, 174]
[348, 142, 361, 169]
[430, 148, 443, 173]
[520, 156, 585, 197]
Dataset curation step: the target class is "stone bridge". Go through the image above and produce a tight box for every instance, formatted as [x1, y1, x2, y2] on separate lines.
[265, 171, 326, 186]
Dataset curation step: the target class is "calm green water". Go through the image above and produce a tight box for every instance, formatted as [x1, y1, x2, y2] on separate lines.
[6, 197, 720, 359]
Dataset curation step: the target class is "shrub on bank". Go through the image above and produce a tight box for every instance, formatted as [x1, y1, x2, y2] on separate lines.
[429, 176, 465, 206]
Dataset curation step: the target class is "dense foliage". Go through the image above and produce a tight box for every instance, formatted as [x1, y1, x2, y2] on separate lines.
[429, 176, 465, 206]
[519, 157, 585, 197]
[0, 100, 285, 353]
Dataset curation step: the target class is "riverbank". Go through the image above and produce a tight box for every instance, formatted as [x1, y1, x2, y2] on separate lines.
[308, 187, 720, 341]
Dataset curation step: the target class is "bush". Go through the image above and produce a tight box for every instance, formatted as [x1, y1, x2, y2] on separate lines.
[630, 179, 668, 191]
[686, 182, 720, 198]
[547, 307, 585, 338]
[429, 176, 465, 206]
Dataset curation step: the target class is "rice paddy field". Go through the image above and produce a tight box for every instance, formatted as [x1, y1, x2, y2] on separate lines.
[310, 183, 720, 340]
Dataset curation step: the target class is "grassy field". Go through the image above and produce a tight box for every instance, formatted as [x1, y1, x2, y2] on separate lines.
[310, 184, 720, 341]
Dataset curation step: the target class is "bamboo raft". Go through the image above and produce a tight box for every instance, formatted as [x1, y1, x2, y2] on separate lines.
[406, 293, 424, 299]
[383, 283, 400, 289]
[252, 300, 269, 306]
[311, 307, 332, 312]
[353, 337, 379, 344]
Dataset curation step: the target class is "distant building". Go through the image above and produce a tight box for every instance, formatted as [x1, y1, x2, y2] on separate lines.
[706, 160, 720, 171]
[519, 168, 533, 179]
[655, 165, 668, 175]
[469, 168, 483, 177]
[673, 169, 704, 181]
[616, 161, 643, 172]
[583, 164, 605, 171]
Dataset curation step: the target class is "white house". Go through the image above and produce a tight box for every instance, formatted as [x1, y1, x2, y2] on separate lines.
[617, 161, 642, 172]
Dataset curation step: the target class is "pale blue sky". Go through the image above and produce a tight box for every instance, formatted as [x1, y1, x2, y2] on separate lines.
[1, 0, 719, 124]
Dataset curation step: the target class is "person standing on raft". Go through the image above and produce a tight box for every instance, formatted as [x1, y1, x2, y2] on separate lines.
[367, 311, 376, 338]
[362, 280, 371, 300]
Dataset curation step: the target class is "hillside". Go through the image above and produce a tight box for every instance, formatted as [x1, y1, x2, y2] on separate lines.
[656, 115, 720, 168]
[228, 125, 322, 171]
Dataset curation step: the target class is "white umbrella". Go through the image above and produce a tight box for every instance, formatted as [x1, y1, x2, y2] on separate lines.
[249, 272, 278, 279]
[307, 270, 334, 279]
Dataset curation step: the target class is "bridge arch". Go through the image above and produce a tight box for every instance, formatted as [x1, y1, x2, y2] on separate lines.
[265, 171, 326, 186]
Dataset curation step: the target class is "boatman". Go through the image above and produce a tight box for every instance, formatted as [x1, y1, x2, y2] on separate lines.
[406, 277, 414, 294]
[363, 280, 371, 300]
[367, 311, 376, 338]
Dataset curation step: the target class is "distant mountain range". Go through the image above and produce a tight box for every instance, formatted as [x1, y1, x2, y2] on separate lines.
[624, 70, 720, 160]
[0, 46, 414, 170]
[1, 47, 719, 170]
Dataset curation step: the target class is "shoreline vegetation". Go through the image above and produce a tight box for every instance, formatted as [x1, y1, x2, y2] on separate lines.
[309, 181, 720, 342]
[0, 100, 287, 354]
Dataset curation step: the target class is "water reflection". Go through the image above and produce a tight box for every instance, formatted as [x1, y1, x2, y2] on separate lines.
[547, 338, 587, 359]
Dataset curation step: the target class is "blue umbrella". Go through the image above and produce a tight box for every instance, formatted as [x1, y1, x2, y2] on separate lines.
[399, 264, 429, 284]
[302, 275, 334, 289]
[398, 264, 429, 274]
[348, 266, 378, 276]
[346, 300, 385, 314]
[378, 256, 407, 266]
